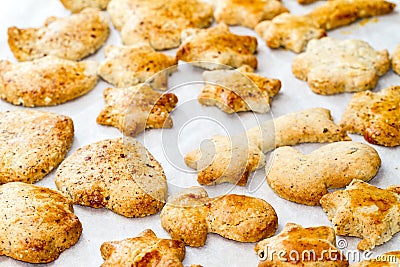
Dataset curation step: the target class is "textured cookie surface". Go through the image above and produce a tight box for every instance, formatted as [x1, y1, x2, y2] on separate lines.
[0, 56, 98, 107]
[100, 229, 185, 267]
[320, 180, 400, 251]
[255, 13, 327, 53]
[199, 66, 281, 113]
[0, 182, 82, 263]
[176, 23, 258, 70]
[60, 0, 110, 12]
[0, 110, 74, 184]
[214, 0, 288, 28]
[55, 138, 167, 217]
[98, 44, 177, 89]
[351, 251, 400, 266]
[340, 86, 400, 147]
[8, 8, 110, 61]
[96, 84, 178, 136]
[267, 141, 381, 206]
[255, 223, 348, 267]
[293, 37, 390, 95]
[161, 187, 278, 247]
[393, 45, 400, 76]
[108, 0, 213, 50]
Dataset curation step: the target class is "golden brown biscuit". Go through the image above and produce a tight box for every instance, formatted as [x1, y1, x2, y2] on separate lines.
[176, 23, 258, 70]
[161, 187, 278, 247]
[298, 0, 318, 4]
[60, 0, 110, 12]
[340, 86, 400, 147]
[267, 141, 381, 206]
[320, 180, 400, 251]
[199, 66, 281, 113]
[108, 0, 213, 50]
[8, 8, 110, 61]
[100, 229, 185, 267]
[292, 37, 390, 95]
[0, 56, 98, 107]
[392, 45, 400, 76]
[255, 13, 327, 53]
[255, 223, 348, 267]
[98, 44, 177, 89]
[0, 110, 74, 184]
[214, 0, 288, 28]
[0, 182, 82, 263]
[55, 138, 167, 217]
[351, 251, 400, 267]
[96, 84, 178, 136]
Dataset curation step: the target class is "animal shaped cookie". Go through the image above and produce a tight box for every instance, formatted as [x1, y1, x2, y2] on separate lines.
[340, 86, 400, 147]
[55, 138, 167, 217]
[98, 44, 177, 89]
[100, 229, 185, 267]
[160, 187, 278, 247]
[266, 141, 381, 206]
[96, 84, 178, 136]
[320, 180, 400, 251]
[176, 23, 258, 70]
[292, 37, 390, 95]
[60, 0, 110, 12]
[392, 45, 400, 76]
[8, 8, 110, 61]
[0, 56, 98, 106]
[351, 251, 400, 266]
[0, 110, 74, 184]
[255, 223, 348, 267]
[0, 182, 82, 263]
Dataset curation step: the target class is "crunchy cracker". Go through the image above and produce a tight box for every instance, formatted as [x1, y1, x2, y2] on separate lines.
[0, 56, 98, 107]
[60, 0, 110, 12]
[320, 179, 400, 251]
[392, 44, 400, 76]
[292, 37, 390, 94]
[267, 141, 381, 206]
[8, 8, 110, 61]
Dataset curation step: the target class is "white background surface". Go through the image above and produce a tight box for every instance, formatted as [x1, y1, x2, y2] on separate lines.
[0, 0, 399, 266]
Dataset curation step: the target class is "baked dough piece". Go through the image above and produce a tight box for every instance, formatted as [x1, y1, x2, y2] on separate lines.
[267, 141, 381, 206]
[340, 86, 400, 147]
[0, 182, 82, 263]
[0, 110, 74, 184]
[392, 45, 400, 75]
[321, 180, 400, 251]
[107, 0, 213, 50]
[255, 13, 327, 53]
[55, 138, 167, 217]
[298, 0, 318, 4]
[98, 44, 177, 89]
[176, 23, 258, 70]
[292, 37, 390, 95]
[0, 56, 98, 107]
[96, 84, 178, 136]
[351, 251, 400, 267]
[100, 229, 185, 267]
[161, 187, 278, 247]
[255, 223, 348, 267]
[60, 0, 110, 12]
[8, 8, 110, 61]
[214, 0, 288, 28]
[199, 66, 281, 113]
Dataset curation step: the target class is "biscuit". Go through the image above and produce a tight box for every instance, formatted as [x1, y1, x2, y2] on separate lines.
[340, 86, 400, 147]
[8, 8, 110, 61]
[108, 0, 213, 50]
[55, 138, 167, 217]
[255, 13, 327, 53]
[292, 37, 390, 95]
[0, 56, 98, 107]
[98, 44, 177, 89]
[199, 66, 281, 113]
[96, 84, 178, 136]
[266, 141, 381, 206]
[255, 223, 348, 267]
[0, 182, 82, 263]
[0, 110, 74, 184]
[392, 44, 400, 76]
[176, 23, 258, 70]
[100, 229, 185, 267]
[351, 251, 400, 266]
[214, 0, 288, 28]
[298, 0, 318, 4]
[60, 0, 110, 12]
[320, 179, 400, 251]
[160, 187, 278, 247]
